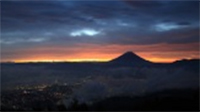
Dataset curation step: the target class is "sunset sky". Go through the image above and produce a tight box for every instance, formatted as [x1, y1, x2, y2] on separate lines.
[1, 1, 199, 63]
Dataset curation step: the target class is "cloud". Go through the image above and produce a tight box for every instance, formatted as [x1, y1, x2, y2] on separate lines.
[0, 37, 47, 44]
[1, 1, 199, 62]
[176, 21, 192, 26]
[154, 22, 189, 32]
[72, 81, 108, 104]
[70, 28, 101, 37]
[123, 0, 163, 8]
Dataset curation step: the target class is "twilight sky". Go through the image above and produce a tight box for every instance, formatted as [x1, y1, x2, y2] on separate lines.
[1, 0, 199, 62]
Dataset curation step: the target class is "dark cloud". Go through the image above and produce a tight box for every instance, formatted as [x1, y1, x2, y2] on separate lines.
[123, 0, 163, 8]
[1, 1, 199, 61]
[2, 1, 198, 32]
[176, 22, 192, 26]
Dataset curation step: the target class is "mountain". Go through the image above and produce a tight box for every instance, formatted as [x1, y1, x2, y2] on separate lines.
[109, 51, 152, 67]
[171, 59, 199, 72]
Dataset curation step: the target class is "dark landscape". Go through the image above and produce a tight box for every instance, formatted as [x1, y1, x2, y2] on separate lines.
[1, 52, 199, 111]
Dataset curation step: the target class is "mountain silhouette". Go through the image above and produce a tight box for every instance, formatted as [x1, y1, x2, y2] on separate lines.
[109, 51, 151, 66]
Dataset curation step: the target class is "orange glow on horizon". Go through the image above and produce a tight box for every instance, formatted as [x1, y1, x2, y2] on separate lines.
[145, 58, 177, 63]
[11, 57, 179, 63]
[1, 42, 199, 63]
[5, 54, 184, 63]
[13, 58, 110, 63]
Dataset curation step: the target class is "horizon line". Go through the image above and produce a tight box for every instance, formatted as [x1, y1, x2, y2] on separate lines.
[1, 51, 199, 64]
[1, 58, 199, 64]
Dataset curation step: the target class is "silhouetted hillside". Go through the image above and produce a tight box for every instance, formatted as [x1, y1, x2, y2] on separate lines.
[67, 88, 199, 111]
[171, 59, 199, 72]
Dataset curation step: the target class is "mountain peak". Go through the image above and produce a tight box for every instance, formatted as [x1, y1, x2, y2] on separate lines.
[125, 51, 134, 54]
[109, 51, 151, 66]
[116, 51, 142, 60]
[122, 51, 138, 57]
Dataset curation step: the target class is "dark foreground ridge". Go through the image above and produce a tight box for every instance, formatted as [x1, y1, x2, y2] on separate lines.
[67, 88, 199, 111]
[1, 88, 198, 111]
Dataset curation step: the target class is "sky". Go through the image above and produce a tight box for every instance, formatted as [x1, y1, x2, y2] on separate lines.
[1, 0, 199, 63]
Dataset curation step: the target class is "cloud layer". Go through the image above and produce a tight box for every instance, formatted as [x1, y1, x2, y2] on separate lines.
[1, 1, 199, 62]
